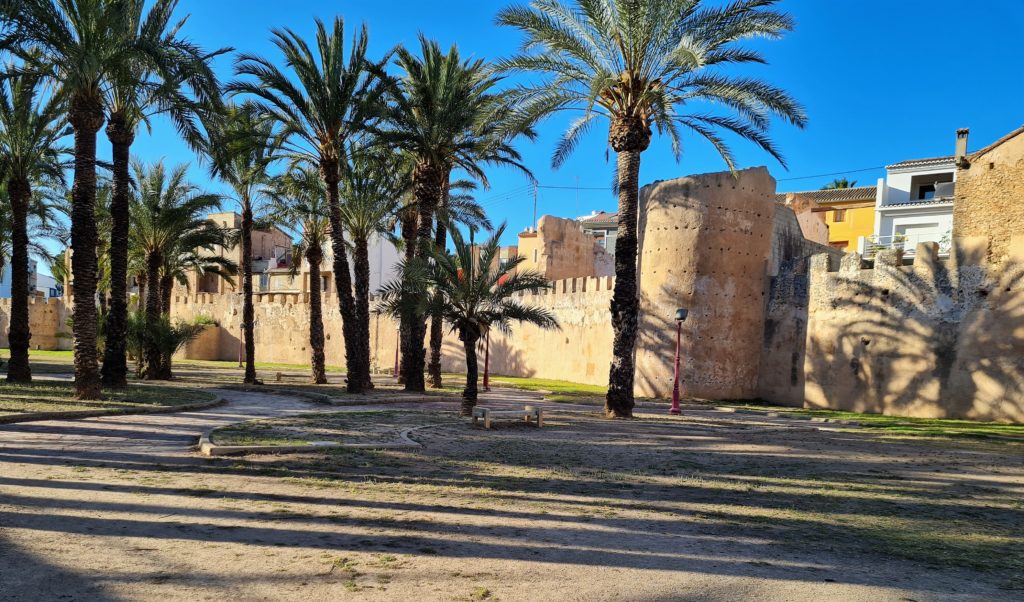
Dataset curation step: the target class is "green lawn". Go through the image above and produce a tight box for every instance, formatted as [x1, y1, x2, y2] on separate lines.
[0, 381, 215, 418]
[712, 401, 1024, 440]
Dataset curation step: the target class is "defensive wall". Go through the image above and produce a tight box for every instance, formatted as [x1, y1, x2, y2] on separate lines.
[4, 166, 1022, 422]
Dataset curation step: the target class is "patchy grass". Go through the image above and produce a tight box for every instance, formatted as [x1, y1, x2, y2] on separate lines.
[0, 381, 215, 418]
[239, 411, 1024, 584]
[211, 410, 460, 447]
[710, 401, 1024, 440]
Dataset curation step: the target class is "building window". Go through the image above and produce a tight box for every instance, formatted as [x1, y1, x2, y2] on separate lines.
[918, 184, 936, 200]
[833, 209, 847, 223]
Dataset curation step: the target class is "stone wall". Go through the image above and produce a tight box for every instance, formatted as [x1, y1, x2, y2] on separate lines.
[634, 167, 778, 399]
[0, 295, 71, 351]
[518, 215, 614, 281]
[954, 127, 1024, 264]
[796, 238, 1024, 422]
[757, 207, 843, 405]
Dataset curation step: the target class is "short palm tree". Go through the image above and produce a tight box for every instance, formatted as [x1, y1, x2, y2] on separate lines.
[0, 61, 66, 383]
[4, 0, 151, 399]
[128, 159, 224, 379]
[498, 0, 807, 417]
[384, 35, 533, 392]
[229, 16, 386, 393]
[203, 102, 277, 384]
[101, 0, 225, 388]
[381, 223, 558, 415]
[266, 166, 332, 384]
[339, 144, 409, 385]
[823, 178, 857, 190]
[427, 178, 492, 388]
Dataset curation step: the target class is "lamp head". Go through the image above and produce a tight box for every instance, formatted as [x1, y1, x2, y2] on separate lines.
[675, 308, 688, 322]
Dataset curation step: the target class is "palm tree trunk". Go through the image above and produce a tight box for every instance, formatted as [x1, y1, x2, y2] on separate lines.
[460, 332, 480, 416]
[69, 95, 105, 400]
[160, 274, 173, 316]
[241, 203, 257, 384]
[142, 250, 162, 380]
[6, 176, 32, 383]
[101, 115, 133, 388]
[428, 177, 450, 388]
[306, 245, 327, 384]
[604, 116, 650, 418]
[352, 236, 373, 390]
[321, 160, 365, 393]
[404, 159, 444, 392]
[397, 207, 418, 385]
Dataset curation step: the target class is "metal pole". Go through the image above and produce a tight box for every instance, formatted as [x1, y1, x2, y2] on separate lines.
[483, 331, 490, 392]
[393, 328, 400, 378]
[238, 322, 243, 368]
[669, 320, 682, 414]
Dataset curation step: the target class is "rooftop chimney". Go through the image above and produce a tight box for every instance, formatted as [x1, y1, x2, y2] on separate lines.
[955, 128, 970, 168]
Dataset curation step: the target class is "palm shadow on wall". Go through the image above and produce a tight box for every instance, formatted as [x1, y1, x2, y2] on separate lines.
[806, 248, 1024, 421]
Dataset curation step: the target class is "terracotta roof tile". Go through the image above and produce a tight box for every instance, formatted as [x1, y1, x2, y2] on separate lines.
[774, 185, 877, 204]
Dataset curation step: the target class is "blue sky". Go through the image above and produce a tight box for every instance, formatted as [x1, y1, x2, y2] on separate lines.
[120, 0, 1024, 246]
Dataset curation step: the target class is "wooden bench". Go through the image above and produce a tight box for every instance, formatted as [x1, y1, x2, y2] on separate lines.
[275, 372, 309, 383]
[472, 406, 544, 429]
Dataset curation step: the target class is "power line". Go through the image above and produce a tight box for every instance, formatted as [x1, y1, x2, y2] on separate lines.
[776, 166, 884, 182]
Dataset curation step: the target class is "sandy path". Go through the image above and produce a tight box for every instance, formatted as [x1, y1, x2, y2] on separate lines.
[0, 388, 1017, 601]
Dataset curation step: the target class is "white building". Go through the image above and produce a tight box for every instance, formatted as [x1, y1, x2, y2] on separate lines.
[862, 155, 957, 259]
[0, 260, 59, 298]
[578, 211, 618, 257]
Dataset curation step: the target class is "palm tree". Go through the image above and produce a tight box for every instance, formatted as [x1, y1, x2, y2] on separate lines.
[339, 145, 409, 386]
[128, 159, 224, 379]
[381, 223, 558, 415]
[0, 60, 66, 383]
[823, 178, 857, 190]
[202, 102, 277, 384]
[384, 35, 533, 392]
[229, 17, 386, 393]
[100, 0, 226, 388]
[498, 0, 807, 417]
[427, 178, 492, 388]
[4, 0, 150, 399]
[266, 166, 332, 383]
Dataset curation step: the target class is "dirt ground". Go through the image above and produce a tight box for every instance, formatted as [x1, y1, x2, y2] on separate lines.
[0, 385, 1022, 601]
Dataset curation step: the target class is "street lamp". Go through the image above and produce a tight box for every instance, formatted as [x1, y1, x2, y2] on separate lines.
[668, 308, 688, 415]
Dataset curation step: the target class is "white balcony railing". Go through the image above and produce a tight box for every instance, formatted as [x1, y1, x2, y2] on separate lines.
[858, 233, 951, 259]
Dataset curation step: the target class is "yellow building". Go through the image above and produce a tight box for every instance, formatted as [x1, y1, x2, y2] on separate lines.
[776, 186, 877, 252]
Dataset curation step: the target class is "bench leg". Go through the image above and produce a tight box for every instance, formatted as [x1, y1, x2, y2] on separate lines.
[472, 416, 478, 425]
[536, 412, 544, 427]
[484, 416, 492, 429]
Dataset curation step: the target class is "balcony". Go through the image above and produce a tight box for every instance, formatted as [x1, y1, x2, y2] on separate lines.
[858, 233, 951, 259]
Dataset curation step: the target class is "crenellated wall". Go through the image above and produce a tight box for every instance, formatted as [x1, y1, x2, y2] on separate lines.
[795, 237, 1024, 422]
[0, 295, 72, 351]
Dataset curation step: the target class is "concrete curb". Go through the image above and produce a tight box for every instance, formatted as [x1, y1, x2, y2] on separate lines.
[199, 422, 434, 457]
[0, 392, 225, 425]
[222, 384, 459, 406]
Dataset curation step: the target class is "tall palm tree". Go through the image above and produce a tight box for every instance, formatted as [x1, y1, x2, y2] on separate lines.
[339, 145, 409, 386]
[498, 0, 807, 417]
[823, 177, 857, 190]
[128, 159, 223, 379]
[4, 0, 149, 399]
[0, 60, 66, 383]
[203, 102, 277, 384]
[384, 35, 533, 392]
[229, 16, 386, 393]
[381, 223, 558, 415]
[100, 0, 226, 388]
[266, 166, 331, 383]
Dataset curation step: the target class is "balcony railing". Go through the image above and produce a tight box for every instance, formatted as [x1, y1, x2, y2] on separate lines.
[858, 233, 951, 259]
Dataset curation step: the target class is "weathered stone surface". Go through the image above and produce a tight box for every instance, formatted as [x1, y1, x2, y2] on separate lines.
[954, 127, 1024, 264]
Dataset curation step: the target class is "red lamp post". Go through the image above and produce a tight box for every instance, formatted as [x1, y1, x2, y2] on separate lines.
[393, 327, 400, 379]
[669, 308, 688, 415]
[482, 330, 491, 392]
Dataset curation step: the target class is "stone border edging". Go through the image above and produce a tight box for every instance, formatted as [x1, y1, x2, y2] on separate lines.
[221, 384, 459, 406]
[199, 422, 435, 457]
[0, 392, 224, 425]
